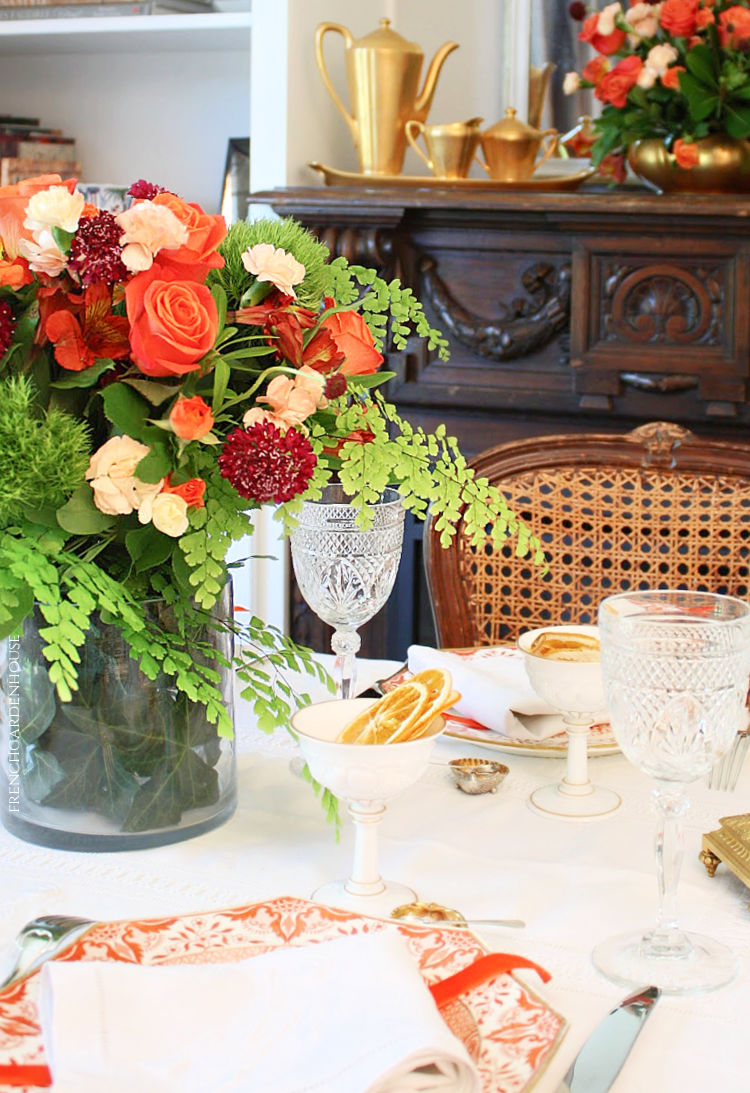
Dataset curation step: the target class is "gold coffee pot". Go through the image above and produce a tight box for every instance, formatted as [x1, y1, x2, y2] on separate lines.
[315, 18, 459, 176]
[477, 107, 558, 183]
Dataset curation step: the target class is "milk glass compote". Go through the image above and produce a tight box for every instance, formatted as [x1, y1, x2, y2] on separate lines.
[290, 485, 405, 699]
[594, 590, 750, 994]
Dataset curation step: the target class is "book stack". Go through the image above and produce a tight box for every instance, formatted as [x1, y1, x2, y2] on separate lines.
[0, 115, 80, 186]
[0, 1, 216, 16]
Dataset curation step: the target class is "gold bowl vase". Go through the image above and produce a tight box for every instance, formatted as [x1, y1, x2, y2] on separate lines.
[628, 135, 750, 193]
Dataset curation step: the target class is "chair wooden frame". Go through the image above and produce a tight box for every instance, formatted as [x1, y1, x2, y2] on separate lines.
[424, 422, 750, 647]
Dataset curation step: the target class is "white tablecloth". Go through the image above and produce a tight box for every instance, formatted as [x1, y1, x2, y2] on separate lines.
[3, 656, 750, 1093]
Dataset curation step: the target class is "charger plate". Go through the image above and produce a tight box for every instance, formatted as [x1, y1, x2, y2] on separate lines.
[0, 895, 566, 1093]
[379, 647, 620, 758]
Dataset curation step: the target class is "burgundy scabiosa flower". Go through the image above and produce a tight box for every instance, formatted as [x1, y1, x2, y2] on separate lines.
[0, 300, 15, 356]
[128, 179, 167, 201]
[569, 1, 587, 19]
[324, 373, 347, 399]
[219, 420, 317, 504]
[68, 211, 128, 285]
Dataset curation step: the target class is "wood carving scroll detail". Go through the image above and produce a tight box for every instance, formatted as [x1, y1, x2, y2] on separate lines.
[629, 421, 692, 468]
[419, 256, 571, 361]
[602, 261, 723, 346]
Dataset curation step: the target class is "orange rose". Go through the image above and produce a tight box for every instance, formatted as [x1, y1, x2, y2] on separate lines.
[169, 394, 214, 439]
[319, 310, 383, 375]
[660, 0, 699, 37]
[719, 4, 750, 46]
[673, 137, 699, 168]
[582, 56, 610, 85]
[662, 65, 686, 89]
[162, 475, 206, 509]
[595, 55, 644, 109]
[695, 7, 715, 28]
[0, 173, 77, 261]
[125, 262, 219, 378]
[579, 12, 627, 54]
[150, 192, 227, 272]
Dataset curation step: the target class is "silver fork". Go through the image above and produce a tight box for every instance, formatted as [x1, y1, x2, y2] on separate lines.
[0, 914, 94, 992]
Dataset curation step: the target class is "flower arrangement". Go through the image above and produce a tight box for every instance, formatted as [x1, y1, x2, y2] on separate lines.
[564, 0, 750, 169]
[0, 173, 539, 835]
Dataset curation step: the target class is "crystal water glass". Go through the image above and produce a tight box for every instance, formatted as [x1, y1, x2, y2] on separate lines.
[594, 589, 750, 994]
[290, 485, 405, 698]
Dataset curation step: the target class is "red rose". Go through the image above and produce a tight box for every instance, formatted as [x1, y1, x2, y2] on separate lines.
[673, 137, 699, 168]
[661, 65, 686, 89]
[162, 475, 206, 509]
[595, 55, 644, 109]
[125, 262, 219, 378]
[319, 310, 383, 375]
[169, 395, 214, 439]
[579, 12, 627, 54]
[659, 0, 699, 38]
[719, 5, 750, 46]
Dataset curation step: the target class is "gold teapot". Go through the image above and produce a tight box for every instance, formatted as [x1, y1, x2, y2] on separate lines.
[477, 107, 558, 183]
[314, 18, 458, 176]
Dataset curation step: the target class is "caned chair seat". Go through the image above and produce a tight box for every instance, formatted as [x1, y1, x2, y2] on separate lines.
[423, 422, 750, 647]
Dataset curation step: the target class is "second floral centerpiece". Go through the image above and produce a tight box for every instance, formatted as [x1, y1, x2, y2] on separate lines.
[0, 173, 539, 847]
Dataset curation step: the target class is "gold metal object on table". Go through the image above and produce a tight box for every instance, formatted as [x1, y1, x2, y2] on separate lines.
[476, 108, 559, 183]
[527, 62, 556, 130]
[700, 813, 750, 897]
[628, 134, 750, 193]
[308, 161, 594, 191]
[449, 757, 509, 794]
[405, 117, 483, 180]
[314, 18, 458, 177]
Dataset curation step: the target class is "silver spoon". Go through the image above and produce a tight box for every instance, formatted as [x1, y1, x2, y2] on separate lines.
[0, 914, 94, 992]
[391, 901, 525, 930]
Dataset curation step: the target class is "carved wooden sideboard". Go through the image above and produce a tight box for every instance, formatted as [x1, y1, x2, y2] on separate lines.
[253, 185, 750, 655]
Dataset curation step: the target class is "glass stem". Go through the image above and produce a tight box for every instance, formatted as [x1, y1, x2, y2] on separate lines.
[331, 628, 361, 699]
[646, 780, 692, 958]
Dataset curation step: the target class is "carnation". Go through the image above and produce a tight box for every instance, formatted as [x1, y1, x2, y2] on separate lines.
[218, 420, 317, 504]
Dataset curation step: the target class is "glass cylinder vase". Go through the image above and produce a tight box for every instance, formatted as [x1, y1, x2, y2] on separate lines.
[0, 585, 236, 851]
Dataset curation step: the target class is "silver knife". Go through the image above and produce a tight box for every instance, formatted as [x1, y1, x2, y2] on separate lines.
[555, 985, 660, 1093]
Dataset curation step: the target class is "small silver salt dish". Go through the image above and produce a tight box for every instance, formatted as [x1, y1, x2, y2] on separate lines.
[449, 757, 509, 794]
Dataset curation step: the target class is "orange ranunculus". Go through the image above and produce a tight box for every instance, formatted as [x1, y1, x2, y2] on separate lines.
[0, 255, 31, 289]
[150, 192, 227, 272]
[162, 475, 206, 509]
[45, 282, 131, 371]
[0, 174, 77, 261]
[319, 310, 383, 375]
[662, 65, 686, 89]
[695, 6, 715, 28]
[169, 394, 214, 440]
[125, 262, 219, 378]
[582, 56, 610, 85]
[579, 12, 627, 55]
[323, 428, 376, 459]
[660, 0, 699, 38]
[595, 55, 644, 109]
[719, 4, 750, 46]
[673, 137, 700, 168]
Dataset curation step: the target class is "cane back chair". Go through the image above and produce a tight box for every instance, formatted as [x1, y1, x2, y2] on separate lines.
[423, 422, 750, 647]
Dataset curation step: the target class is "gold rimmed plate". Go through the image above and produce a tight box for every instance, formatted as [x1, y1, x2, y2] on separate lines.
[309, 161, 596, 192]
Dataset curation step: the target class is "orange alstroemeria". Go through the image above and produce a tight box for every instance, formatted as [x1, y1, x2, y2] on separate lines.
[45, 282, 131, 371]
[0, 255, 31, 289]
[0, 174, 77, 261]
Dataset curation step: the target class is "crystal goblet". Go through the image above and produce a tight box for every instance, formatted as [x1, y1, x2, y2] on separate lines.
[290, 485, 405, 699]
[594, 589, 750, 994]
[518, 625, 621, 821]
[292, 698, 445, 916]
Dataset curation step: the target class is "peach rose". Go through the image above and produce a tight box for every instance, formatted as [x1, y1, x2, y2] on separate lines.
[673, 137, 699, 168]
[150, 192, 227, 272]
[85, 435, 162, 517]
[719, 4, 750, 46]
[247, 365, 327, 429]
[150, 492, 189, 537]
[169, 395, 214, 440]
[659, 0, 699, 38]
[595, 55, 644, 109]
[645, 42, 679, 75]
[627, 1, 661, 38]
[580, 11, 627, 53]
[125, 262, 219, 378]
[116, 202, 188, 273]
[662, 64, 686, 89]
[637, 65, 658, 88]
[319, 310, 383, 375]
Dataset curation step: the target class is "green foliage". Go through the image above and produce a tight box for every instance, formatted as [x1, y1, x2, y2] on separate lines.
[0, 376, 90, 526]
[210, 217, 332, 310]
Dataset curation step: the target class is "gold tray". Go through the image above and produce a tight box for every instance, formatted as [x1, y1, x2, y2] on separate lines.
[309, 161, 595, 192]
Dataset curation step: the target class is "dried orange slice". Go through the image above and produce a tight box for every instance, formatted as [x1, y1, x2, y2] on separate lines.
[409, 668, 453, 710]
[371, 681, 430, 744]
